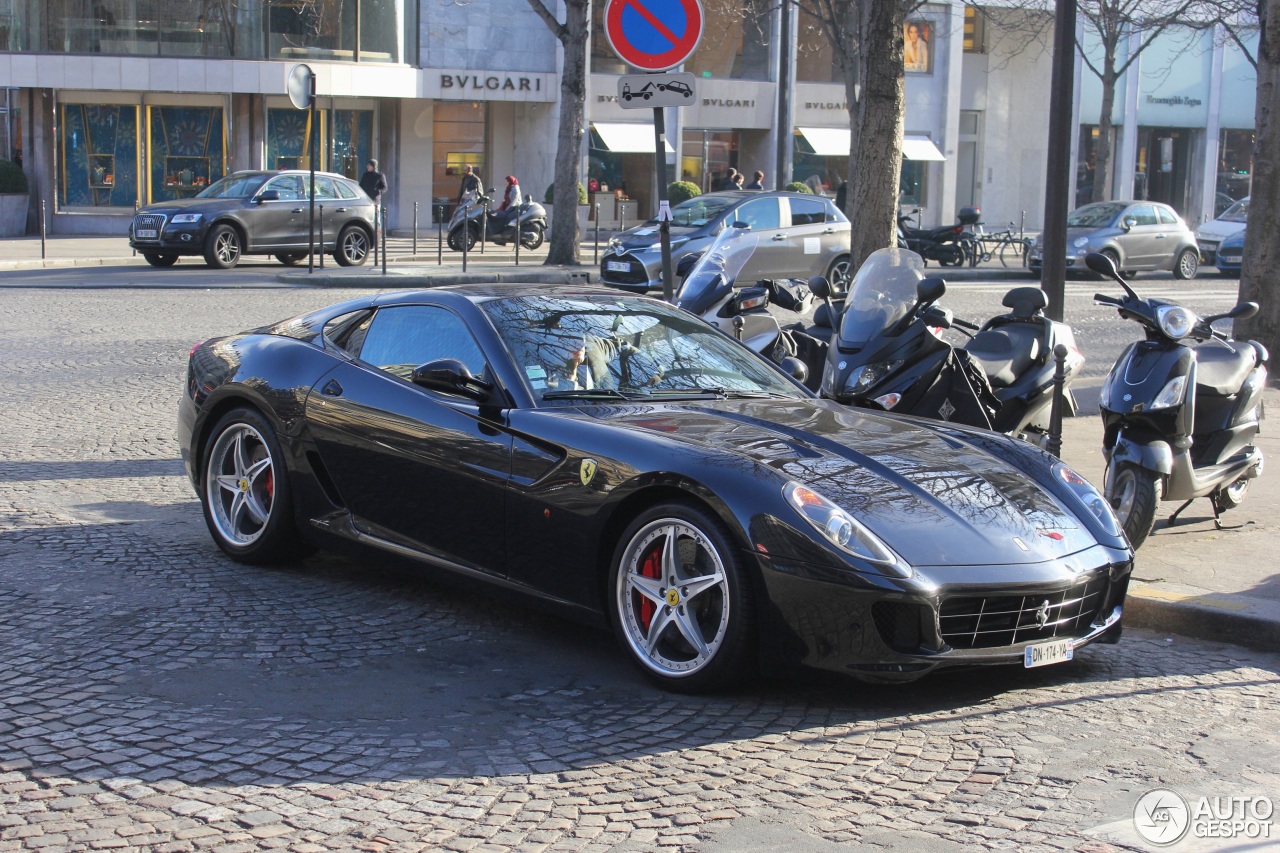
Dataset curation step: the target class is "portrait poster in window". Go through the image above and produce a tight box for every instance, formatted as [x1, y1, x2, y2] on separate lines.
[904, 21, 932, 74]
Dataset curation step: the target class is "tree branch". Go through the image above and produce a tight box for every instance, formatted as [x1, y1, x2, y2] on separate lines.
[525, 0, 568, 42]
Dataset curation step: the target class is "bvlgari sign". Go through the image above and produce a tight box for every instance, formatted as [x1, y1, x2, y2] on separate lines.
[425, 70, 556, 102]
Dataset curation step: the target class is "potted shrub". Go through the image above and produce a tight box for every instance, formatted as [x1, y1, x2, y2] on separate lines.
[0, 160, 29, 238]
[785, 181, 812, 194]
[668, 181, 700, 206]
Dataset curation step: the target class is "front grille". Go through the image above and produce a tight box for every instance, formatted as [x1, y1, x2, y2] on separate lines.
[600, 255, 650, 285]
[132, 213, 167, 242]
[939, 573, 1109, 649]
[1218, 248, 1242, 262]
[872, 601, 931, 653]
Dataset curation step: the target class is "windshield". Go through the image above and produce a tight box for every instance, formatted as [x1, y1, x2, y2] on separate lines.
[1067, 202, 1126, 227]
[197, 174, 269, 199]
[837, 248, 926, 344]
[1219, 198, 1249, 222]
[674, 224, 758, 316]
[483, 294, 803, 404]
[662, 195, 737, 227]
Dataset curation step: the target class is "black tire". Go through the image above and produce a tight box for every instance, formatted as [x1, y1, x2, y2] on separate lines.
[1174, 247, 1199, 280]
[200, 407, 304, 564]
[609, 502, 754, 693]
[519, 222, 545, 251]
[143, 252, 178, 267]
[275, 252, 307, 266]
[203, 224, 242, 269]
[334, 225, 370, 266]
[1107, 463, 1160, 549]
[826, 254, 852, 295]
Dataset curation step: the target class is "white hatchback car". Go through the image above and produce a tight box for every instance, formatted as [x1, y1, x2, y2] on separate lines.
[1195, 197, 1248, 265]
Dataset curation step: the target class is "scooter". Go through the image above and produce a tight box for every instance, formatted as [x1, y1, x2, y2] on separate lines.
[446, 194, 547, 252]
[1088, 251, 1267, 549]
[896, 207, 978, 267]
[816, 247, 1085, 445]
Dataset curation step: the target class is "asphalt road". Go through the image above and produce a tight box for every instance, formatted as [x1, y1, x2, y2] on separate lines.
[0, 274, 1276, 851]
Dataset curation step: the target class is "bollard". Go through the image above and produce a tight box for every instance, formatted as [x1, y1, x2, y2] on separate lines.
[1046, 344, 1069, 459]
[372, 203, 379, 266]
[40, 200, 46, 259]
[413, 201, 419, 257]
[381, 204, 387, 276]
[479, 197, 487, 255]
[437, 204, 444, 265]
[594, 203, 600, 265]
[461, 202, 469, 273]
[619, 206, 626, 234]
[1020, 210, 1026, 242]
[318, 204, 325, 269]
[132, 201, 138, 256]
[514, 204, 522, 266]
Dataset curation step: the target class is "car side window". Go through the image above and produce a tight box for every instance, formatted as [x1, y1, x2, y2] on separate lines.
[823, 198, 848, 223]
[1128, 205, 1158, 226]
[732, 197, 781, 231]
[313, 176, 339, 200]
[1157, 207, 1178, 226]
[789, 197, 827, 226]
[264, 175, 304, 201]
[336, 181, 360, 200]
[354, 305, 487, 385]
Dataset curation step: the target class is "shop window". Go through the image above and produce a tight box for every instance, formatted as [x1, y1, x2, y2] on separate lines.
[330, 109, 373, 179]
[148, 106, 225, 203]
[1218, 128, 1253, 203]
[58, 103, 138, 209]
[963, 7, 986, 54]
[266, 106, 372, 176]
[681, 129, 739, 192]
[433, 101, 487, 219]
[900, 160, 925, 208]
[684, 0, 771, 81]
[796, 9, 840, 83]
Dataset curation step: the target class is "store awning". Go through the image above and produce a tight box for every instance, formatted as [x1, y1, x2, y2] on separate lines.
[592, 123, 675, 154]
[795, 127, 947, 161]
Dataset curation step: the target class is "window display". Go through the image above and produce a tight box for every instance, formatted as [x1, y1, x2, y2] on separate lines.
[148, 107, 225, 203]
[59, 104, 137, 208]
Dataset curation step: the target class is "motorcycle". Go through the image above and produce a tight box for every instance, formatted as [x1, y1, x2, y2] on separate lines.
[816, 247, 1085, 445]
[673, 224, 830, 390]
[895, 206, 979, 267]
[1088, 251, 1267, 549]
[446, 194, 547, 252]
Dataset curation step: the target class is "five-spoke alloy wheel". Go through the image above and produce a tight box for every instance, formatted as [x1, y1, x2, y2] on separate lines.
[334, 225, 370, 266]
[203, 224, 242, 269]
[611, 503, 752, 692]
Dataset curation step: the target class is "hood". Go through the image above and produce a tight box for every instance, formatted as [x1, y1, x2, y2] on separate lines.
[587, 399, 1098, 567]
[1194, 220, 1246, 242]
[138, 197, 244, 216]
[615, 224, 705, 249]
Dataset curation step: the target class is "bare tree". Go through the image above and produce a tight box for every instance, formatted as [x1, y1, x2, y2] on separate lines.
[527, 0, 590, 265]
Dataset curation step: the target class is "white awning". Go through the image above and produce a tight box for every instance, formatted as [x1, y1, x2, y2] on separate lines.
[796, 127, 947, 161]
[592, 123, 675, 154]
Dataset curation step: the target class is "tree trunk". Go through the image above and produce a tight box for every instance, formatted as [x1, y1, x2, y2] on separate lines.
[544, 1, 589, 266]
[1091, 69, 1118, 203]
[845, 0, 905, 270]
[1237, 0, 1280, 355]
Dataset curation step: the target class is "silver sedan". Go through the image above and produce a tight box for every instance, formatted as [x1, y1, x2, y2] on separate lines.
[1029, 200, 1200, 279]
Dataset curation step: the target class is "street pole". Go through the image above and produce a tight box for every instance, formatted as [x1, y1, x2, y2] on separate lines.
[654, 106, 674, 302]
[1039, 0, 1076, 323]
[308, 74, 317, 275]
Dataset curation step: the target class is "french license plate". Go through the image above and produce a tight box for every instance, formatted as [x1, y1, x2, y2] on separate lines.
[1024, 638, 1073, 668]
[136, 229, 158, 239]
[1201, 240, 1218, 251]
[606, 260, 630, 272]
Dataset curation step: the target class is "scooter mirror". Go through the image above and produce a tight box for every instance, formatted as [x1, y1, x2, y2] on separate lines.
[1232, 301, 1259, 321]
[807, 275, 831, 300]
[1084, 251, 1119, 278]
[779, 356, 809, 385]
[917, 277, 946, 305]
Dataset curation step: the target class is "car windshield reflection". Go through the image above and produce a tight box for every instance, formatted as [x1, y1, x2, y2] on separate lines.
[1067, 201, 1127, 227]
[482, 295, 804, 404]
[197, 174, 270, 199]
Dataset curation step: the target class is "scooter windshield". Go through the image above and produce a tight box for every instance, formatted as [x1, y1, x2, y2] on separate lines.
[838, 248, 926, 345]
[674, 224, 760, 316]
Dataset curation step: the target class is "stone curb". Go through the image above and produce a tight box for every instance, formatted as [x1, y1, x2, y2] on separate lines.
[1123, 581, 1280, 653]
[276, 268, 596, 287]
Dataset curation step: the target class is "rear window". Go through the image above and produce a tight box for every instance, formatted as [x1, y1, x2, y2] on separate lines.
[789, 197, 827, 226]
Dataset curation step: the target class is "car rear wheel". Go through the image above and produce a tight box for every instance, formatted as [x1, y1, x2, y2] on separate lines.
[1107, 462, 1159, 549]
[143, 252, 179, 267]
[201, 408, 304, 564]
[1174, 247, 1199, 280]
[275, 252, 307, 266]
[610, 503, 754, 692]
[203, 224, 242, 269]
[826, 254, 852, 295]
[334, 225, 370, 266]
[520, 222, 545, 251]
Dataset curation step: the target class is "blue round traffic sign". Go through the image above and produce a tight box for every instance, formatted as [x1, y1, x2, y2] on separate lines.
[604, 0, 704, 73]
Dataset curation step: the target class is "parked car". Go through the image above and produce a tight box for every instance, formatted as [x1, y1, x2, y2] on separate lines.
[1215, 229, 1246, 276]
[129, 170, 376, 270]
[1194, 196, 1249, 265]
[1029, 200, 1200, 279]
[600, 191, 851, 294]
[181, 284, 1132, 693]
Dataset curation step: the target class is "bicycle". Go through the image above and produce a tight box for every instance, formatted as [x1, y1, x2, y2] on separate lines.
[972, 223, 1033, 267]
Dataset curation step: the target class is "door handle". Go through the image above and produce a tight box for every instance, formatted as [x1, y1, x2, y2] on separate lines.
[1155, 234, 1166, 238]
[771, 233, 786, 241]
[335, 207, 349, 213]
[322, 379, 343, 397]
[291, 207, 304, 213]
[823, 228, 836, 234]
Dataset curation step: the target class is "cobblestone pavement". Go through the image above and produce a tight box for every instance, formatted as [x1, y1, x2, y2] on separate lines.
[1, 287, 1278, 853]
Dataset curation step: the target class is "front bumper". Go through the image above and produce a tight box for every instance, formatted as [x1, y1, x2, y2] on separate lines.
[130, 219, 207, 254]
[600, 250, 660, 291]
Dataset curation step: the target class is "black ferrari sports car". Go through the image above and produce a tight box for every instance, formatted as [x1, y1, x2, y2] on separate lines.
[180, 285, 1133, 692]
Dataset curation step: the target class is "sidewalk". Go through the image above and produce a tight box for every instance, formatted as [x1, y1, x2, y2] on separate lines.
[1, 233, 1274, 654]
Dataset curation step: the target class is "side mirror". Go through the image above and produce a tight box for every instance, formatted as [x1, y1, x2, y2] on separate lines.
[807, 275, 831, 300]
[730, 220, 751, 230]
[1084, 251, 1119, 278]
[255, 190, 280, 203]
[412, 358, 492, 401]
[779, 356, 808, 384]
[1121, 216, 1137, 231]
[723, 285, 769, 317]
[916, 276, 946, 305]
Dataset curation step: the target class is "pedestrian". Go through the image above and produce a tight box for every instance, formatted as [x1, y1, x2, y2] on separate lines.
[732, 173, 745, 190]
[718, 167, 738, 191]
[359, 159, 387, 201]
[457, 164, 483, 208]
[835, 180, 847, 211]
[745, 170, 764, 190]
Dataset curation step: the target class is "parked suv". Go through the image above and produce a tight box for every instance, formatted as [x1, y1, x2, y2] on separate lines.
[600, 191, 851, 293]
[129, 170, 376, 269]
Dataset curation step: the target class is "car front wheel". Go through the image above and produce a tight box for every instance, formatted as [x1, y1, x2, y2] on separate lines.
[826, 254, 852, 295]
[203, 224, 242, 269]
[143, 252, 179, 267]
[610, 503, 754, 692]
[334, 225, 370, 266]
[1174, 247, 1199, 280]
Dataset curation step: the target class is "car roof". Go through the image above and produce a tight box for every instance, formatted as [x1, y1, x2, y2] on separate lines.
[693, 190, 830, 201]
[226, 169, 356, 181]
[372, 284, 667, 306]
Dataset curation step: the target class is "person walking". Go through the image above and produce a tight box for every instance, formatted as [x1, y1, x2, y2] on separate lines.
[745, 170, 764, 190]
[359, 159, 387, 201]
[457, 164, 483, 208]
[718, 167, 738, 191]
[732, 173, 745, 190]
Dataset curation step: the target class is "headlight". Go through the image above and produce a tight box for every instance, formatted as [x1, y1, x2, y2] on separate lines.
[783, 481, 907, 573]
[820, 360, 837, 396]
[1054, 462, 1123, 538]
[171, 213, 202, 224]
[1073, 236, 1090, 249]
[842, 361, 903, 395]
[607, 238, 621, 253]
[1150, 375, 1187, 410]
[1156, 304, 1196, 339]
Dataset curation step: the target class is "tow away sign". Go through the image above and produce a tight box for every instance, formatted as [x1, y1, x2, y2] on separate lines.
[617, 73, 697, 110]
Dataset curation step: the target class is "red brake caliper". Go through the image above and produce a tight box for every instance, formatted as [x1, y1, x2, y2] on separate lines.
[638, 543, 663, 632]
[263, 468, 274, 502]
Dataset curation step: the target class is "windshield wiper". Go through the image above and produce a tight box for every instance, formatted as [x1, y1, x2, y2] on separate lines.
[647, 386, 728, 398]
[541, 388, 647, 401]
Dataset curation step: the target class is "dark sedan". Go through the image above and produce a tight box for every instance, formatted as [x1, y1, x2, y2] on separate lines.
[129, 170, 376, 269]
[180, 285, 1132, 692]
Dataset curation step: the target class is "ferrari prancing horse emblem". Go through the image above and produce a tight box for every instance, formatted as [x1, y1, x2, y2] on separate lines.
[580, 458, 598, 487]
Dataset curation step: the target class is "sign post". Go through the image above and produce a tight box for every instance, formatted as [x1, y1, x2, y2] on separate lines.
[287, 64, 317, 273]
[604, 0, 703, 302]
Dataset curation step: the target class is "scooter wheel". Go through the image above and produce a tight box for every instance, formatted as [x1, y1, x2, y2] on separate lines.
[1108, 463, 1159, 549]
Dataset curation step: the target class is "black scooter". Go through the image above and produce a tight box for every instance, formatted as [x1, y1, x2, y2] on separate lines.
[1088, 251, 1267, 549]
[816, 247, 1083, 445]
[895, 206, 978, 267]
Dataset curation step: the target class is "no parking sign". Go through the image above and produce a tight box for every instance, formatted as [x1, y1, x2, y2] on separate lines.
[604, 0, 704, 73]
